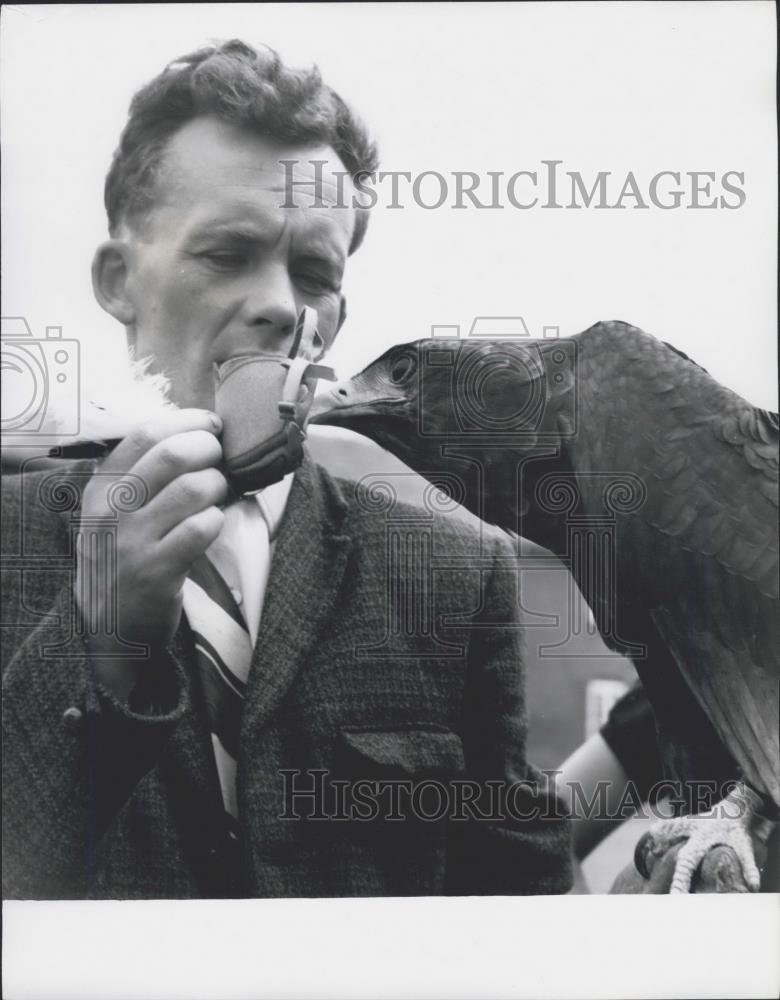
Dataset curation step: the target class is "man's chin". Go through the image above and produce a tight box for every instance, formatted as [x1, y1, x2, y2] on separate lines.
[167, 382, 216, 412]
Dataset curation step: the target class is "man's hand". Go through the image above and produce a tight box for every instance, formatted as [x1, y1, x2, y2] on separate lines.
[76, 408, 227, 703]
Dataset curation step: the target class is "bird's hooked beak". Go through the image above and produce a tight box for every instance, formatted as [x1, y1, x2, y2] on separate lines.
[308, 377, 407, 425]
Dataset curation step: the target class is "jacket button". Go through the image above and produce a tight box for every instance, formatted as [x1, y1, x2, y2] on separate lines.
[62, 706, 83, 731]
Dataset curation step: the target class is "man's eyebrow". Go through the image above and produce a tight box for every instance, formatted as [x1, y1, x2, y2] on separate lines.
[185, 220, 349, 267]
[299, 223, 350, 267]
[295, 252, 346, 275]
[298, 235, 347, 265]
[187, 222, 271, 243]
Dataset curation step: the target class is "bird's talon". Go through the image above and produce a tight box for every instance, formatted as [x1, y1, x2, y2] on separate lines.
[640, 804, 764, 893]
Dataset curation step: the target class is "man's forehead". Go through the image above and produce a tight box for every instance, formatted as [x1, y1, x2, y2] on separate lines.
[161, 116, 356, 209]
[180, 202, 351, 269]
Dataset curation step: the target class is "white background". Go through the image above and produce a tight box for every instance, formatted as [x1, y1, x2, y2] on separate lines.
[2, 3, 779, 998]
[1, 1, 777, 408]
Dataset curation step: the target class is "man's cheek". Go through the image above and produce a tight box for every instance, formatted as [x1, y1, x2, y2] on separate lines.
[154, 282, 210, 336]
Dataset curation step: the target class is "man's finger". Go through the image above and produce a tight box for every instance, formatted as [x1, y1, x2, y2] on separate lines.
[98, 409, 222, 474]
[158, 506, 226, 576]
[127, 430, 223, 503]
[144, 467, 229, 539]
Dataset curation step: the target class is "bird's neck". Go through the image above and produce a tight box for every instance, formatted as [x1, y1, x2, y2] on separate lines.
[504, 344, 609, 556]
[481, 440, 577, 556]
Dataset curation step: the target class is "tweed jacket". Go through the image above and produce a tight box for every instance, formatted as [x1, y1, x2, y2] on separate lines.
[2, 449, 572, 899]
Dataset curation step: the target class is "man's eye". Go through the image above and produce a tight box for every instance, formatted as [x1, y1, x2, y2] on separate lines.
[294, 272, 338, 295]
[200, 251, 247, 270]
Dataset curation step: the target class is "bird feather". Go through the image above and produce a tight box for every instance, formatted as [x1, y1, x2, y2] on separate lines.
[311, 320, 779, 809]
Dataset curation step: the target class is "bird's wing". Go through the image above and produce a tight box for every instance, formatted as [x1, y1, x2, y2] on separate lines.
[575, 322, 778, 804]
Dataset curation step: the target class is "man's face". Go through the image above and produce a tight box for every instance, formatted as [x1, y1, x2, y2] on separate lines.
[112, 116, 358, 408]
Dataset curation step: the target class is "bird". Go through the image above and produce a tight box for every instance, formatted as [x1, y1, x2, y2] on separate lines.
[309, 319, 779, 893]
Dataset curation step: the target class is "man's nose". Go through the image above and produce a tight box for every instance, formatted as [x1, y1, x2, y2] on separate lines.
[241, 264, 298, 354]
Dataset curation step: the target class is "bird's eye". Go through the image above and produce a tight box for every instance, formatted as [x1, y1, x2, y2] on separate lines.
[390, 354, 417, 385]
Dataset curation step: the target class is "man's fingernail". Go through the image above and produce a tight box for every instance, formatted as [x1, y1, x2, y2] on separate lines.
[208, 412, 223, 433]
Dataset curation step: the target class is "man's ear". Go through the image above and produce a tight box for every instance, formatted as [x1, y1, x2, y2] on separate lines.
[92, 240, 136, 327]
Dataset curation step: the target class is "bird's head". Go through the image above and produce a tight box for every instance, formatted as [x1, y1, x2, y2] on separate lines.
[309, 340, 445, 471]
[309, 336, 577, 513]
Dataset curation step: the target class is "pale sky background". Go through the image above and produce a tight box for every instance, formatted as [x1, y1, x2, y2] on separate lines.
[1, 1, 777, 410]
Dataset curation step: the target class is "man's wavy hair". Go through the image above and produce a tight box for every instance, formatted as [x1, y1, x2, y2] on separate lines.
[104, 39, 379, 253]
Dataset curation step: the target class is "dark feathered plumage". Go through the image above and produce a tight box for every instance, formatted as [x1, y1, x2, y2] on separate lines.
[311, 321, 779, 825]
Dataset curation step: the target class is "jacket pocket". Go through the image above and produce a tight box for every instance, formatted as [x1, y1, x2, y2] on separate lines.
[338, 725, 465, 778]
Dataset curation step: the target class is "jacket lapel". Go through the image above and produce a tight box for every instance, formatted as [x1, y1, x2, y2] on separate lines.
[240, 451, 352, 744]
[162, 622, 225, 808]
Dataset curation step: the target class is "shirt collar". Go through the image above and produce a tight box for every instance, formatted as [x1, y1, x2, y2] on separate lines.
[253, 472, 295, 542]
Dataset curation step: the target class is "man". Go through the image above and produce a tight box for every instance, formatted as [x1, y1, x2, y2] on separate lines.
[2, 39, 571, 899]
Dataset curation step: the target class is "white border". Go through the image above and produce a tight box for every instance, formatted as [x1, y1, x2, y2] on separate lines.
[4, 896, 780, 999]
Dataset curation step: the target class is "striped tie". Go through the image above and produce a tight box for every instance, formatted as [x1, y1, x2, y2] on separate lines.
[184, 555, 252, 831]
[181, 481, 291, 833]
